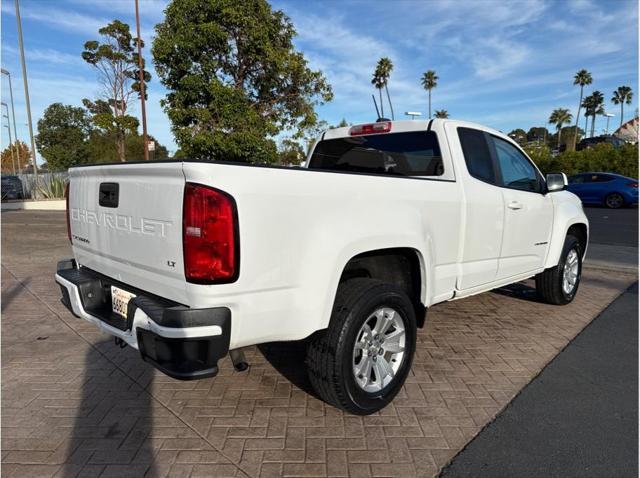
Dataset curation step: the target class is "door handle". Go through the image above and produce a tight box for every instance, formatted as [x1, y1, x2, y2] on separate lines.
[508, 201, 523, 210]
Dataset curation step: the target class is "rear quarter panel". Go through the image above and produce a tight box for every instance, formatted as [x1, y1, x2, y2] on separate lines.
[182, 163, 462, 349]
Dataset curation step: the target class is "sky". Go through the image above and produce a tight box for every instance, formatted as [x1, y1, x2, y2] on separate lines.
[1, 0, 638, 163]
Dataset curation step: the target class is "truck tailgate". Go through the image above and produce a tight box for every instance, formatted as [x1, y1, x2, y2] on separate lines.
[68, 162, 188, 304]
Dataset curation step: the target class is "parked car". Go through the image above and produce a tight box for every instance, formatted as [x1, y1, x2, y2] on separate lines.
[1, 175, 24, 200]
[567, 172, 638, 208]
[55, 119, 588, 415]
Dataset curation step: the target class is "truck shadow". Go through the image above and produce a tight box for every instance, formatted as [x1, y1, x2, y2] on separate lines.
[491, 281, 544, 303]
[60, 338, 156, 477]
[258, 338, 320, 399]
[1, 277, 30, 312]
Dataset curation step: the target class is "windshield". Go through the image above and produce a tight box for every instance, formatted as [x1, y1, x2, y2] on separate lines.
[308, 131, 444, 177]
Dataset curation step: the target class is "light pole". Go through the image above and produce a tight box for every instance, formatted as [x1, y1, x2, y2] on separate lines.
[603, 113, 615, 136]
[1, 102, 16, 174]
[14, 0, 38, 182]
[404, 111, 422, 120]
[134, 0, 149, 161]
[1, 68, 20, 170]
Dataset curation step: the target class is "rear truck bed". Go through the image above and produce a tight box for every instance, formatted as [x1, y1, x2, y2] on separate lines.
[55, 161, 241, 379]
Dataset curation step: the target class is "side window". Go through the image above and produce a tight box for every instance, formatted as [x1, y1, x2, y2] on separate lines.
[491, 136, 540, 192]
[569, 175, 585, 184]
[593, 174, 613, 182]
[458, 127, 496, 184]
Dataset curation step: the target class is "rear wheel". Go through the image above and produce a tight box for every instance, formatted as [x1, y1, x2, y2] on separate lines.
[535, 234, 582, 305]
[605, 192, 625, 209]
[306, 278, 416, 415]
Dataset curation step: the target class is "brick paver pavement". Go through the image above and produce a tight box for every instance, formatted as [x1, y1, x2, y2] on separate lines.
[1, 211, 636, 477]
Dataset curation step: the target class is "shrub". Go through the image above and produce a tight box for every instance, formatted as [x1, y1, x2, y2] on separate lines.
[525, 143, 638, 178]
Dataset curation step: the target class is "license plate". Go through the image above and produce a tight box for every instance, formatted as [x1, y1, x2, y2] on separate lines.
[111, 286, 136, 319]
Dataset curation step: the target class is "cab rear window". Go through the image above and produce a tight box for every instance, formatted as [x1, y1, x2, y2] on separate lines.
[308, 131, 444, 177]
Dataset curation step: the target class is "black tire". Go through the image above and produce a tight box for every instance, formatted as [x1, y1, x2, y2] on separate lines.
[605, 192, 625, 209]
[535, 234, 582, 305]
[306, 278, 417, 415]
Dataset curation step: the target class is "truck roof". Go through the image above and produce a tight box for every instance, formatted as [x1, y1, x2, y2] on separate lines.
[321, 119, 508, 142]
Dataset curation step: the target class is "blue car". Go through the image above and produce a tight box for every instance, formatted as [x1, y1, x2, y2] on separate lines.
[567, 172, 638, 209]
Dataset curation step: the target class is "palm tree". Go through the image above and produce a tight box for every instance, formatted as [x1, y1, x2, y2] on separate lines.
[421, 70, 438, 118]
[582, 95, 595, 136]
[371, 66, 385, 119]
[572, 69, 592, 149]
[590, 91, 604, 137]
[612, 85, 633, 128]
[434, 109, 449, 118]
[377, 57, 395, 120]
[548, 108, 572, 149]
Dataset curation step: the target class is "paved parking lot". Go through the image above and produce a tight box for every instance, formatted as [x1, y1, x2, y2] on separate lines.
[1, 211, 637, 477]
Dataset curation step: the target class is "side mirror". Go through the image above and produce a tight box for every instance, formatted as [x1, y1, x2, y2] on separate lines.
[546, 172, 568, 192]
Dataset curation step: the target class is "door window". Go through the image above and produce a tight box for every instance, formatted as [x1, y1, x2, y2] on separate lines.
[491, 136, 541, 192]
[458, 128, 496, 184]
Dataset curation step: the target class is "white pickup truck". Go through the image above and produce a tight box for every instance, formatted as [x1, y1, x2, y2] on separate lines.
[56, 119, 588, 414]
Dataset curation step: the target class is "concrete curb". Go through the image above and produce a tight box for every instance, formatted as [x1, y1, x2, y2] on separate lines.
[1, 200, 65, 211]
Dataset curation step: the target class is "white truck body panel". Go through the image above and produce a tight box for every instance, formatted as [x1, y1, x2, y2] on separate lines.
[64, 119, 588, 352]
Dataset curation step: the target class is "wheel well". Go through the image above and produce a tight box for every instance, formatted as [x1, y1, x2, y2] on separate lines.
[339, 248, 426, 327]
[567, 223, 588, 255]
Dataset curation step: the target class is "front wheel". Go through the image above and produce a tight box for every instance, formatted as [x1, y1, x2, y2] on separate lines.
[535, 234, 582, 305]
[605, 192, 625, 209]
[306, 278, 417, 415]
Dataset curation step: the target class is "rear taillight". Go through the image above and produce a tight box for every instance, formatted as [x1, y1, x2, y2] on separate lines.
[183, 183, 238, 284]
[628, 182, 638, 188]
[349, 121, 392, 136]
[65, 182, 72, 243]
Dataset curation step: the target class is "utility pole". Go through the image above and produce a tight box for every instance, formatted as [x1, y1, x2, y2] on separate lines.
[2, 103, 17, 174]
[134, 0, 149, 161]
[1, 69, 20, 171]
[14, 0, 38, 182]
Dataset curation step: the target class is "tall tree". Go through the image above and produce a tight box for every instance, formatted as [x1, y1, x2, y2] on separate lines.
[82, 20, 151, 162]
[612, 85, 633, 128]
[589, 91, 605, 137]
[1, 141, 30, 173]
[152, 0, 332, 163]
[376, 57, 394, 120]
[508, 128, 527, 145]
[572, 69, 592, 149]
[434, 109, 449, 118]
[35, 103, 93, 171]
[548, 108, 572, 149]
[372, 66, 385, 119]
[421, 70, 438, 119]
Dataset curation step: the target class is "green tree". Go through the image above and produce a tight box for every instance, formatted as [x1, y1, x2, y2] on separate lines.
[526, 127, 549, 145]
[152, 0, 332, 163]
[372, 65, 385, 119]
[508, 128, 527, 145]
[1, 140, 30, 173]
[581, 92, 603, 138]
[278, 138, 305, 165]
[421, 70, 438, 119]
[336, 118, 349, 128]
[375, 57, 394, 120]
[35, 103, 93, 171]
[82, 20, 151, 162]
[433, 109, 449, 119]
[572, 69, 592, 150]
[612, 85, 633, 128]
[548, 108, 572, 149]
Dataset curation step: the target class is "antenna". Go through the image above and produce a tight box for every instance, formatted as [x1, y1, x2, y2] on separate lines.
[372, 94, 381, 119]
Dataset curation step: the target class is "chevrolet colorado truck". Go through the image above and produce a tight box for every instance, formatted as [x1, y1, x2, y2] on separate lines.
[55, 119, 588, 415]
